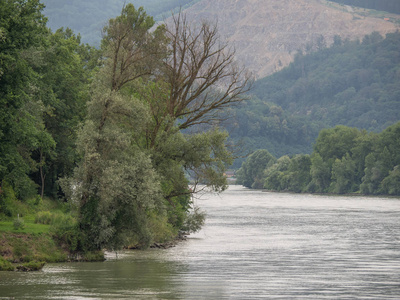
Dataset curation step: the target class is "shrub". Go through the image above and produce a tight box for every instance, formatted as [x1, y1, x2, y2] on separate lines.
[181, 206, 206, 234]
[0, 256, 14, 271]
[16, 261, 45, 271]
[50, 215, 82, 252]
[149, 213, 177, 243]
[0, 181, 29, 217]
[35, 211, 53, 224]
[13, 217, 25, 230]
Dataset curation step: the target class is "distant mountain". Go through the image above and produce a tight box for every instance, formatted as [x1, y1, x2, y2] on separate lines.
[225, 31, 400, 167]
[41, 0, 198, 46]
[182, 0, 399, 78]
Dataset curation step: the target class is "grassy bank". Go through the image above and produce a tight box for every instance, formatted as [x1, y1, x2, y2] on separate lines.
[0, 197, 104, 271]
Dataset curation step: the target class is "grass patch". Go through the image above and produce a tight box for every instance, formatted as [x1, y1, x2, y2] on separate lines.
[16, 261, 46, 272]
[0, 232, 68, 263]
[0, 192, 105, 269]
[0, 221, 50, 234]
[0, 256, 14, 271]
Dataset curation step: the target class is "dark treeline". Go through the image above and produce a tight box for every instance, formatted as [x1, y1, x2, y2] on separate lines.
[237, 122, 400, 196]
[328, 0, 400, 14]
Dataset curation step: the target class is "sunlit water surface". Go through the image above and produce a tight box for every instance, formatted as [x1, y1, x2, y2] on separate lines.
[1, 186, 400, 299]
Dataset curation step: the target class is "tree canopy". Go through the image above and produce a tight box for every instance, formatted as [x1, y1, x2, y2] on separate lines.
[238, 122, 400, 196]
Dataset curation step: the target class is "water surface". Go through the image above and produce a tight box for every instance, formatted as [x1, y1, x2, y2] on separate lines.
[1, 186, 399, 299]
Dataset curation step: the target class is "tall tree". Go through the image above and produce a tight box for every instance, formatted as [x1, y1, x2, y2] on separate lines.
[63, 5, 248, 250]
[0, 0, 50, 200]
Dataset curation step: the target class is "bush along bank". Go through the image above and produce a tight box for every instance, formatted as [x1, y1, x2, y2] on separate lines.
[0, 204, 106, 271]
[0, 231, 105, 271]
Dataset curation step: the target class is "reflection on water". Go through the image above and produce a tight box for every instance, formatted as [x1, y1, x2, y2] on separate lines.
[1, 186, 399, 299]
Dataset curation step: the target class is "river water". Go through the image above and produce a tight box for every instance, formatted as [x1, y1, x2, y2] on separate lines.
[1, 186, 400, 299]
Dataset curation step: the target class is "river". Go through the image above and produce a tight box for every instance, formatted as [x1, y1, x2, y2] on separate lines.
[1, 186, 399, 299]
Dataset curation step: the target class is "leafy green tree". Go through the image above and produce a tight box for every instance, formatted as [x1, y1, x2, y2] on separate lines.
[237, 150, 276, 189]
[330, 153, 357, 194]
[307, 153, 331, 193]
[30, 28, 98, 198]
[381, 165, 400, 195]
[351, 130, 378, 186]
[0, 0, 51, 200]
[63, 4, 246, 250]
[314, 126, 361, 162]
[61, 85, 162, 250]
[263, 155, 291, 191]
[286, 154, 312, 192]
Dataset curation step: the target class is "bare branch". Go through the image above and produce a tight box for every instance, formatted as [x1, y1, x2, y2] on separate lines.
[162, 12, 254, 130]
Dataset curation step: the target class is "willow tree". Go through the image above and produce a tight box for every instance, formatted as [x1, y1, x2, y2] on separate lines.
[64, 4, 251, 250]
[62, 5, 165, 250]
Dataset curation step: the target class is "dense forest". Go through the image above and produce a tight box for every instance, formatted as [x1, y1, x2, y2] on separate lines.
[0, 0, 250, 254]
[42, 0, 197, 46]
[328, 0, 400, 14]
[237, 122, 400, 196]
[229, 31, 400, 165]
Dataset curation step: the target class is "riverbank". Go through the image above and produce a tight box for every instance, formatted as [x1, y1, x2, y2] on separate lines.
[0, 226, 188, 271]
[0, 231, 104, 271]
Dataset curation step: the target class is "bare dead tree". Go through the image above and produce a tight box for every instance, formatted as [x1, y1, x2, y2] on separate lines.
[162, 12, 253, 130]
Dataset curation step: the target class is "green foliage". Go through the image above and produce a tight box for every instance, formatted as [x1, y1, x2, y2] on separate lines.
[236, 149, 276, 189]
[0, 1, 97, 202]
[148, 212, 177, 243]
[0, 232, 68, 263]
[34, 211, 53, 224]
[0, 0, 50, 200]
[30, 28, 97, 199]
[381, 165, 400, 195]
[0, 256, 14, 271]
[224, 98, 317, 165]
[13, 217, 25, 230]
[330, 154, 357, 194]
[181, 206, 206, 234]
[248, 122, 400, 196]
[264, 154, 312, 192]
[0, 181, 18, 217]
[63, 64, 163, 250]
[16, 260, 45, 271]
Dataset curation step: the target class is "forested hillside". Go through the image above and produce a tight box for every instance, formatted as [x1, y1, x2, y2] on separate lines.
[232, 31, 400, 164]
[42, 0, 197, 46]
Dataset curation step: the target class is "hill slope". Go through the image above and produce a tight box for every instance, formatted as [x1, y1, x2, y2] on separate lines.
[42, 0, 198, 46]
[224, 31, 400, 167]
[182, 0, 399, 78]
